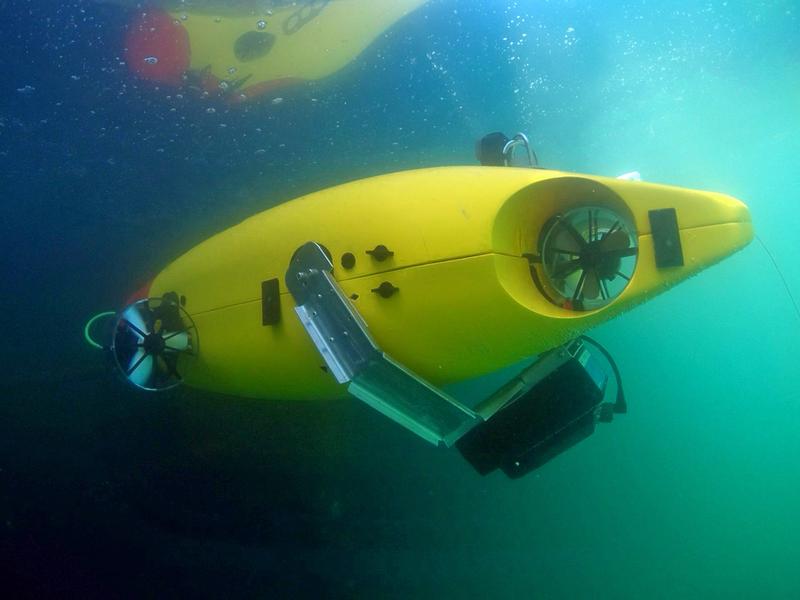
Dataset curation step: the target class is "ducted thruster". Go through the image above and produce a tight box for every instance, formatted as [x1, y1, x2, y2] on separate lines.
[534, 206, 638, 311]
[111, 294, 197, 391]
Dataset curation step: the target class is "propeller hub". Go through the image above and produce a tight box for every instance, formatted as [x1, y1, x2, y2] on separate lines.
[143, 332, 166, 355]
[581, 241, 621, 278]
[580, 241, 602, 269]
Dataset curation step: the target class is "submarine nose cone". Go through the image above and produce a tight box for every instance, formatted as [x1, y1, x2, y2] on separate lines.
[676, 190, 753, 268]
[626, 185, 754, 303]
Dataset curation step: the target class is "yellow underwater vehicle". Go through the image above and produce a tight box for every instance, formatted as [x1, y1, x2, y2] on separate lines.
[87, 134, 752, 478]
[124, 0, 428, 103]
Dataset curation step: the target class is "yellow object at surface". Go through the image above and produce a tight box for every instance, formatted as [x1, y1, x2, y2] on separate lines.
[148, 167, 752, 400]
[172, 0, 428, 98]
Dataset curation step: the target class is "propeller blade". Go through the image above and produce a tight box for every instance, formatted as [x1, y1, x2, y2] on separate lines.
[552, 258, 583, 280]
[600, 220, 621, 242]
[122, 305, 148, 339]
[599, 229, 631, 252]
[583, 269, 601, 300]
[130, 356, 154, 388]
[126, 348, 146, 375]
[160, 353, 180, 379]
[553, 228, 583, 254]
[162, 330, 190, 351]
[127, 350, 154, 388]
[560, 219, 589, 251]
[602, 247, 639, 260]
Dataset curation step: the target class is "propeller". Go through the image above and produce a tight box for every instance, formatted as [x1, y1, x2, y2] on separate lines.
[540, 207, 638, 310]
[112, 296, 196, 391]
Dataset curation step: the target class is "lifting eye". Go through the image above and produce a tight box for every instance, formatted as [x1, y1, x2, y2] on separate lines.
[535, 207, 638, 311]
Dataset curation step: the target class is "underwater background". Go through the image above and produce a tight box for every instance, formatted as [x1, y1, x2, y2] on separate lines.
[1, 0, 799, 597]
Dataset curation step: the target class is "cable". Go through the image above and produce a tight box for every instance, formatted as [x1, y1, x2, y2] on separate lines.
[83, 311, 116, 350]
[755, 235, 800, 322]
[579, 335, 626, 414]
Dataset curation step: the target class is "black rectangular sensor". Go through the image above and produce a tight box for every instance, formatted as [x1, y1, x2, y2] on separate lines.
[649, 208, 684, 268]
[261, 278, 280, 325]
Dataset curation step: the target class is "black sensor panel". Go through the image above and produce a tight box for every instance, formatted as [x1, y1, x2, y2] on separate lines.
[649, 208, 684, 268]
[262, 278, 280, 326]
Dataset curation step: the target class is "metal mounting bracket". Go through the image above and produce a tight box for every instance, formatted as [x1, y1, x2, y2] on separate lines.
[285, 242, 480, 447]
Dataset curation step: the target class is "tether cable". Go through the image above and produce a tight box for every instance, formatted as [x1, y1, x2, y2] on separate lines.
[83, 311, 116, 350]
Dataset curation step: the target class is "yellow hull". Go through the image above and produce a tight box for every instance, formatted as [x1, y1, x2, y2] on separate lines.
[148, 167, 752, 400]
[172, 0, 428, 100]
